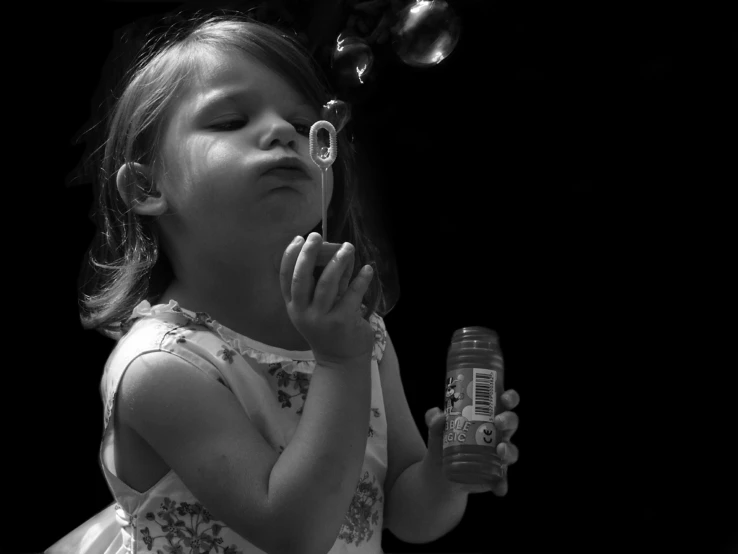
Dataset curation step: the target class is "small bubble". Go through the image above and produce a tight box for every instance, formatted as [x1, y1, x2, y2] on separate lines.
[320, 99, 352, 133]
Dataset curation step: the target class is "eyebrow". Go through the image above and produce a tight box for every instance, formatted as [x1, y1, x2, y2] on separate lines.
[194, 88, 316, 116]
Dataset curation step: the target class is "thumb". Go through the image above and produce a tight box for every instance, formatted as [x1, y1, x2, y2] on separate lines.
[425, 407, 446, 438]
[425, 407, 446, 465]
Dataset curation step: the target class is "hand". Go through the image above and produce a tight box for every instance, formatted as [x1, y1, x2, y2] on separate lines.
[424, 389, 520, 497]
[280, 232, 375, 367]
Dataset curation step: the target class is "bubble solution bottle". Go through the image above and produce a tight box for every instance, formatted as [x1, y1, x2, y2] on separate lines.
[442, 326, 505, 486]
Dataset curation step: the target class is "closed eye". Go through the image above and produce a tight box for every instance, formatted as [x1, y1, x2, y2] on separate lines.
[211, 120, 246, 131]
[211, 120, 311, 136]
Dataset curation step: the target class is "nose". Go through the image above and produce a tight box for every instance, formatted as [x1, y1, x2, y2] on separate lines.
[259, 114, 299, 150]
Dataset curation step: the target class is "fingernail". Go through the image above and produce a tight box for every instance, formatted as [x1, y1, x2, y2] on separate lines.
[292, 235, 303, 245]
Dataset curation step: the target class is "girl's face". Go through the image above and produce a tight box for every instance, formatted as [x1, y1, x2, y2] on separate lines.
[154, 48, 333, 264]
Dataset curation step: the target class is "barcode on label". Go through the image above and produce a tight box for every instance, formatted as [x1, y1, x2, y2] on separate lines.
[472, 368, 496, 422]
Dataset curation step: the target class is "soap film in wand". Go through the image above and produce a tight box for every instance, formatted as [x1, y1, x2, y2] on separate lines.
[308, 120, 337, 241]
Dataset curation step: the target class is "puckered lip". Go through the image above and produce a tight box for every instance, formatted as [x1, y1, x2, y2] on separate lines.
[260, 156, 311, 177]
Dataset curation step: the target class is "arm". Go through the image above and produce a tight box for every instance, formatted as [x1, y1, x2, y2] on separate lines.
[385, 458, 469, 544]
[120, 352, 372, 554]
[269, 358, 373, 554]
[378, 334, 469, 544]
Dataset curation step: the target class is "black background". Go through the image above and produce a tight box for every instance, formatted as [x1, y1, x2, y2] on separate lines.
[6, 1, 736, 554]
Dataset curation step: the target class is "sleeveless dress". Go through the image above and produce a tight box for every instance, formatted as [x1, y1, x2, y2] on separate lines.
[46, 299, 388, 554]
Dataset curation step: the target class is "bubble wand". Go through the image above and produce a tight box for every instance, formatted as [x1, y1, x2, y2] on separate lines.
[308, 120, 337, 241]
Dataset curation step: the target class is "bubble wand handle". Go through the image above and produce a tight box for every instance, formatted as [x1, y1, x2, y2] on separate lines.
[309, 120, 338, 240]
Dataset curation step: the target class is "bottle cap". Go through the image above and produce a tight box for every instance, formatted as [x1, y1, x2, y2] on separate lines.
[451, 326, 498, 348]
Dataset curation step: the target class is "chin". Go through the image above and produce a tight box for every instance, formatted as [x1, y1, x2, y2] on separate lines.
[302, 219, 325, 240]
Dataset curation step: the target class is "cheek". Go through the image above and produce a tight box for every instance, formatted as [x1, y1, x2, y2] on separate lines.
[185, 141, 238, 183]
[180, 142, 257, 201]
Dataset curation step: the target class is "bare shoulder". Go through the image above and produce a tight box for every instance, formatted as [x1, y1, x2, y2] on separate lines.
[116, 351, 234, 434]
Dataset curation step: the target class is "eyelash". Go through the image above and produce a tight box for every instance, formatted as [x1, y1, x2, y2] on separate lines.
[212, 120, 246, 131]
[211, 119, 312, 136]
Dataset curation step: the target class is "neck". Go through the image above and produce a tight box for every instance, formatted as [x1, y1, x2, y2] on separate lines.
[158, 259, 311, 353]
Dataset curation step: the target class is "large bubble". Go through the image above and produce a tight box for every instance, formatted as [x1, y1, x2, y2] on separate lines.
[390, 0, 462, 68]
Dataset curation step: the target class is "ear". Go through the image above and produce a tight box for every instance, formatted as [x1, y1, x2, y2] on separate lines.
[116, 162, 168, 216]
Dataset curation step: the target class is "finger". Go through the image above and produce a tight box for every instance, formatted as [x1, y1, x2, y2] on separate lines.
[311, 243, 351, 308]
[492, 475, 509, 497]
[334, 261, 374, 315]
[424, 407, 445, 432]
[497, 441, 519, 465]
[291, 232, 322, 309]
[315, 242, 342, 267]
[313, 242, 354, 312]
[494, 411, 519, 433]
[501, 389, 520, 410]
[280, 235, 305, 304]
[494, 411, 519, 441]
[312, 245, 338, 283]
[335, 248, 355, 304]
[425, 408, 435, 427]
[456, 482, 495, 495]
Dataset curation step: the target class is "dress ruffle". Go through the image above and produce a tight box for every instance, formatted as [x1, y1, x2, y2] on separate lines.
[131, 299, 382, 373]
[131, 300, 317, 372]
[45, 503, 124, 554]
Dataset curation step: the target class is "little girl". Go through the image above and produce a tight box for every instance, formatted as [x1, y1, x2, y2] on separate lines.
[49, 13, 520, 554]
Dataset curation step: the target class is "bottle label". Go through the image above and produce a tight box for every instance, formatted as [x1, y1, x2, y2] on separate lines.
[443, 367, 498, 449]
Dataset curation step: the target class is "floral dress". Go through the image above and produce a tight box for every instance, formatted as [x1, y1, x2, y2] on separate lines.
[46, 300, 388, 554]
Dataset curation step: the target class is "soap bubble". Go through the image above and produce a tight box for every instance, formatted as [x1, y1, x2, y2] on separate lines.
[321, 99, 352, 134]
[330, 32, 375, 87]
[312, 99, 350, 157]
[390, 0, 461, 68]
[312, 127, 333, 158]
[312, 97, 351, 157]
